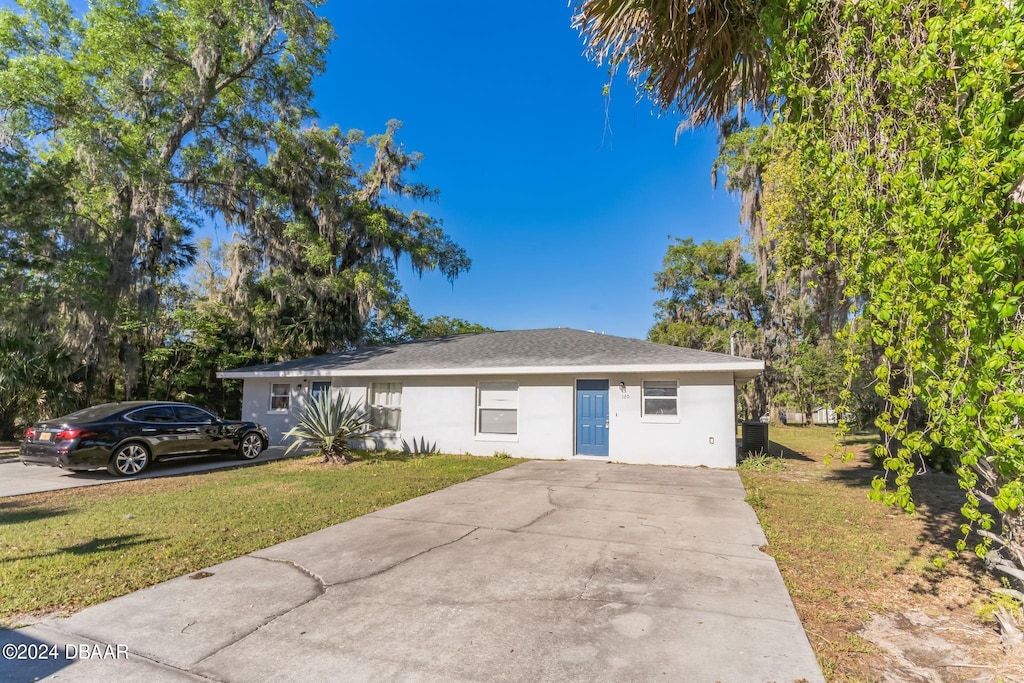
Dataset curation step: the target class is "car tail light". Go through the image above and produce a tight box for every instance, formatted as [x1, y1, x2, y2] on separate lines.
[55, 429, 94, 440]
[25, 427, 37, 439]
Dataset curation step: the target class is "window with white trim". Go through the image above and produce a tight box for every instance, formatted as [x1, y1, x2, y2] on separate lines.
[478, 381, 518, 435]
[642, 380, 678, 416]
[369, 382, 402, 431]
[270, 383, 290, 411]
[311, 381, 332, 401]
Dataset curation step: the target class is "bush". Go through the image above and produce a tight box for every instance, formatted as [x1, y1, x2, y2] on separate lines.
[738, 452, 787, 472]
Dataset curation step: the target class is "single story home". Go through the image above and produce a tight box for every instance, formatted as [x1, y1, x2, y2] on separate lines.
[217, 328, 764, 468]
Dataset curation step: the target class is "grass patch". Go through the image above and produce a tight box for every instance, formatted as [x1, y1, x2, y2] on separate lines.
[0, 451, 522, 626]
[739, 425, 1016, 680]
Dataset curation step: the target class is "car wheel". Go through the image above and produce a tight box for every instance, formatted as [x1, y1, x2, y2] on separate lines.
[107, 442, 150, 477]
[236, 432, 264, 460]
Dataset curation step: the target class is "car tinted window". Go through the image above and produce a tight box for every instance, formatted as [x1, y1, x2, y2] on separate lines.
[126, 407, 176, 423]
[175, 406, 215, 423]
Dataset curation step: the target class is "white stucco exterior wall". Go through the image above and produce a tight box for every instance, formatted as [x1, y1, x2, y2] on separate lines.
[240, 378, 300, 443]
[606, 372, 738, 468]
[238, 371, 739, 468]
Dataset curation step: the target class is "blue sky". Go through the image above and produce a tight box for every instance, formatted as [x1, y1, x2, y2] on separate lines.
[313, 2, 742, 340]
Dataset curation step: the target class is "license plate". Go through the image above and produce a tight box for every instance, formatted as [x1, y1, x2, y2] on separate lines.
[39, 432, 52, 442]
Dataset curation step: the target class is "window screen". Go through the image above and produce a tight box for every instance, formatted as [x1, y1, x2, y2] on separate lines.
[369, 382, 402, 431]
[478, 381, 518, 435]
[270, 383, 290, 411]
[642, 381, 678, 416]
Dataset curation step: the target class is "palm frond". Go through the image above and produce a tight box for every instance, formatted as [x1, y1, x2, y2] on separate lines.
[573, 0, 770, 127]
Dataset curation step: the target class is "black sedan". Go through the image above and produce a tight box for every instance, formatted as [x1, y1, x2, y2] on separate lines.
[19, 402, 269, 477]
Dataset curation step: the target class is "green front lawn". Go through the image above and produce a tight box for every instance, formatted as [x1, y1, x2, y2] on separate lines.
[0, 452, 522, 626]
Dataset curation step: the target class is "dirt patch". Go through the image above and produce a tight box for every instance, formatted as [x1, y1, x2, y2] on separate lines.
[273, 454, 363, 472]
[859, 610, 1017, 682]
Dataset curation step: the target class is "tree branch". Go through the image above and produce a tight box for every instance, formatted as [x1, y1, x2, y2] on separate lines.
[990, 559, 1024, 584]
[159, 23, 282, 166]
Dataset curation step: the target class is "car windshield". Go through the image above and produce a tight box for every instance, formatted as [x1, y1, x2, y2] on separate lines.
[56, 404, 126, 423]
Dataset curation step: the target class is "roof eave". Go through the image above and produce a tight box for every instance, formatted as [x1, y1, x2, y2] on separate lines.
[217, 361, 766, 379]
[733, 368, 764, 386]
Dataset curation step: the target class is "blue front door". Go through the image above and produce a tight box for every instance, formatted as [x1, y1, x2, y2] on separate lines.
[576, 380, 609, 456]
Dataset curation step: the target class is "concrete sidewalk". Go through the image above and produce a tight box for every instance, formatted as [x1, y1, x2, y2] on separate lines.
[6, 460, 823, 682]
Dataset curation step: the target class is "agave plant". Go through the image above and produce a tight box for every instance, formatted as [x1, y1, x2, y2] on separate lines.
[401, 436, 438, 455]
[284, 390, 380, 464]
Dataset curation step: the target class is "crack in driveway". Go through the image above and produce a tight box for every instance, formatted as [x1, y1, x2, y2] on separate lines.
[194, 525, 484, 670]
[321, 525, 481, 588]
[189, 558, 326, 669]
[249, 556, 328, 591]
[511, 486, 561, 531]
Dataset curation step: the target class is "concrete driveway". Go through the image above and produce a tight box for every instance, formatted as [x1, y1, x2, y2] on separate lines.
[0, 447, 295, 498]
[7, 460, 823, 682]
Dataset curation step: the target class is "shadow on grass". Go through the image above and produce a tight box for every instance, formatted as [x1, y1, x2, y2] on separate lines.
[0, 500, 72, 525]
[11, 533, 160, 562]
[762, 440, 814, 462]
[742, 430, 878, 464]
[779, 437, 994, 594]
[874, 467, 994, 596]
[841, 433, 878, 448]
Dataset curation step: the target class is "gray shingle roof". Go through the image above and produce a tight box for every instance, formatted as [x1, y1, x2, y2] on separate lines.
[218, 328, 763, 378]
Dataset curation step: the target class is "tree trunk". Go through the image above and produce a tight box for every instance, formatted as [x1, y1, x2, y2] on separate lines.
[0, 407, 17, 441]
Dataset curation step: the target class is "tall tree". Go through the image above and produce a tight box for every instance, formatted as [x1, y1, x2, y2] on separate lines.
[410, 316, 493, 340]
[711, 123, 857, 423]
[649, 237, 775, 416]
[0, 0, 331, 399]
[767, 5, 1024, 638]
[1, 0, 470, 420]
[362, 309, 492, 346]
[210, 121, 470, 357]
[649, 236, 856, 421]
[0, 149, 82, 433]
[650, 237, 762, 352]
